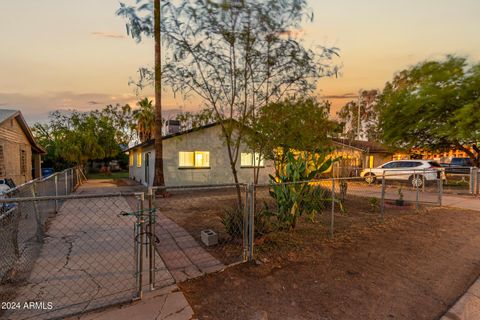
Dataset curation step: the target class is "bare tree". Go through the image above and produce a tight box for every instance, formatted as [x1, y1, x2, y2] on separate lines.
[118, 0, 339, 203]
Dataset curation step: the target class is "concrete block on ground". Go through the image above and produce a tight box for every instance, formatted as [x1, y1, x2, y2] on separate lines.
[201, 229, 218, 247]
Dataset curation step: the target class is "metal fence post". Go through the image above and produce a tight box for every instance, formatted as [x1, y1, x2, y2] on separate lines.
[248, 183, 255, 262]
[148, 187, 155, 291]
[422, 169, 426, 192]
[31, 183, 44, 242]
[70, 169, 74, 192]
[380, 172, 385, 220]
[475, 168, 480, 196]
[54, 174, 59, 213]
[76, 168, 80, 188]
[243, 185, 249, 262]
[415, 173, 420, 210]
[438, 175, 443, 206]
[65, 170, 68, 195]
[330, 178, 335, 239]
[135, 193, 145, 299]
[470, 167, 475, 194]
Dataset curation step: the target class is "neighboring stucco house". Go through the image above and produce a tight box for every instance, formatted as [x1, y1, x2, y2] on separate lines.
[0, 109, 46, 185]
[126, 122, 275, 187]
[330, 138, 394, 176]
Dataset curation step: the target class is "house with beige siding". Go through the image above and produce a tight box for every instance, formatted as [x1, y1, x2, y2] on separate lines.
[0, 109, 46, 185]
[126, 122, 275, 187]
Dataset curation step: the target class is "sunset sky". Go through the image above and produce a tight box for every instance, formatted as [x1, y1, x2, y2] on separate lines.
[1, 0, 480, 123]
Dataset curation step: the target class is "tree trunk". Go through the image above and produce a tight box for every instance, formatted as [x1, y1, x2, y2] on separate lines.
[456, 143, 480, 167]
[153, 0, 165, 189]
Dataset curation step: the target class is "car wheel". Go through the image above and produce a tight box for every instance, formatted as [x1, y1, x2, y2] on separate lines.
[364, 173, 376, 184]
[409, 175, 424, 188]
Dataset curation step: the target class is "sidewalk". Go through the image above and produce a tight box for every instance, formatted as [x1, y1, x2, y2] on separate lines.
[442, 194, 480, 211]
[441, 278, 480, 320]
[75, 285, 195, 320]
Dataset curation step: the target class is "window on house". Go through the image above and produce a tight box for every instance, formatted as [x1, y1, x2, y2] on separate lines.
[20, 149, 27, 175]
[179, 151, 210, 168]
[0, 145, 5, 177]
[137, 152, 142, 168]
[129, 152, 134, 167]
[367, 155, 374, 168]
[241, 152, 264, 167]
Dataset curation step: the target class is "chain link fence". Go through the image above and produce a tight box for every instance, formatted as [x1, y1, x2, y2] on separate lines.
[148, 184, 248, 283]
[1, 175, 251, 319]
[0, 168, 148, 319]
[0, 168, 451, 319]
[251, 172, 443, 244]
[1, 168, 84, 283]
[328, 163, 480, 196]
[0, 188, 177, 320]
[443, 167, 479, 195]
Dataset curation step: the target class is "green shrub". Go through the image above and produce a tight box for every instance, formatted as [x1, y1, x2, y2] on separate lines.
[266, 150, 339, 230]
[221, 206, 244, 239]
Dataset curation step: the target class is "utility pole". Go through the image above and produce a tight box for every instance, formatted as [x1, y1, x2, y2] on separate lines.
[357, 95, 361, 140]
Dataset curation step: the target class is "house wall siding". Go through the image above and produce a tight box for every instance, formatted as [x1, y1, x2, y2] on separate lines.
[0, 117, 33, 185]
[129, 125, 274, 187]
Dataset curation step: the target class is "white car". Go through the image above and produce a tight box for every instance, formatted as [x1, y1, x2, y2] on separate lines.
[360, 160, 444, 187]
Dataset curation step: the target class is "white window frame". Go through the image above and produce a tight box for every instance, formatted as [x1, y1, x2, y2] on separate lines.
[240, 152, 264, 168]
[178, 151, 210, 169]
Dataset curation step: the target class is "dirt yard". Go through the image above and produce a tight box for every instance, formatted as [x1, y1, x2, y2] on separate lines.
[154, 187, 244, 265]
[179, 205, 480, 320]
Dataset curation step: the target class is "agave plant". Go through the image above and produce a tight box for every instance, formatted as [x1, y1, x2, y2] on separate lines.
[266, 149, 340, 230]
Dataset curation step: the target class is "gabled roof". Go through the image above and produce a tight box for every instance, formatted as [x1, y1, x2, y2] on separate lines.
[125, 121, 228, 152]
[332, 138, 392, 154]
[0, 109, 18, 123]
[0, 109, 46, 154]
[126, 120, 393, 155]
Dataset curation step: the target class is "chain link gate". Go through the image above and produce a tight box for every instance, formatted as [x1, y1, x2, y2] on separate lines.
[0, 191, 172, 320]
[1, 181, 257, 320]
[119, 192, 164, 300]
[147, 184, 253, 283]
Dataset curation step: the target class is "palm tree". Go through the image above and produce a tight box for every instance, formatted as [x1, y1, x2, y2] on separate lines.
[133, 98, 155, 142]
[116, 0, 166, 188]
[153, 0, 165, 188]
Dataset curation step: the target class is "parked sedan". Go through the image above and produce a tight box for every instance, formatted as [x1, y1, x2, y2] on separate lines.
[360, 160, 444, 187]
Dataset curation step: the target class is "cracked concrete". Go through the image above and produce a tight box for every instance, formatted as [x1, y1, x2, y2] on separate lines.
[4, 181, 173, 320]
[3, 180, 216, 320]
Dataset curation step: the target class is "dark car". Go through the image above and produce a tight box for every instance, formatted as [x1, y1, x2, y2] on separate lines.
[42, 167, 55, 178]
[0, 179, 17, 215]
[441, 157, 474, 174]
